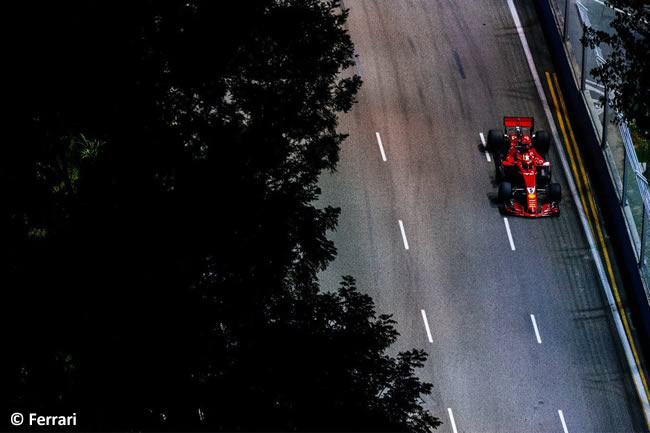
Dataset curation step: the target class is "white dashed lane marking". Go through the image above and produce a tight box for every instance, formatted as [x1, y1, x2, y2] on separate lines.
[398, 219, 409, 250]
[375, 132, 387, 162]
[480, 132, 491, 162]
[448, 408, 459, 433]
[530, 314, 542, 344]
[504, 217, 516, 251]
[559, 410, 569, 433]
[421, 309, 433, 343]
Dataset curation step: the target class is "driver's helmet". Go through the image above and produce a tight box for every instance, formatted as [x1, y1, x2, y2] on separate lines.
[514, 126, 529, 148]
[521, 152, 533, 170]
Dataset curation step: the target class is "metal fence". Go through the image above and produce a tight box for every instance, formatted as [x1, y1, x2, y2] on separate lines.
[549, 0, 650, 298]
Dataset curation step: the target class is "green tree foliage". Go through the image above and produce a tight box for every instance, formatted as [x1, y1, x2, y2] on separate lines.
[2, 0, 440, 431]
[583, 1, 650, 137]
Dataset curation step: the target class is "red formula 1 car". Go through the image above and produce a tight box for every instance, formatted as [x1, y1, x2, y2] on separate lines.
[486, 117, 561, 217]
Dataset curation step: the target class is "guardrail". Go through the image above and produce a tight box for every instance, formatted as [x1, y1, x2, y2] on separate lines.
[550, 0, 650, 298]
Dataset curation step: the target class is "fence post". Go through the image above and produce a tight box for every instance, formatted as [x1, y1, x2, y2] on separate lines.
[564, 0, 570, 41]
[601, 95, 608, 148]
[641, 204, 647, 266]
[581, 25, 587, 91]
[622, 144, 628, 206]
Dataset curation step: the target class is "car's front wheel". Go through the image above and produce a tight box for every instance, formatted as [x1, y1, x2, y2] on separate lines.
[537, 167, 551, 188]
[498, 182, 513, 201]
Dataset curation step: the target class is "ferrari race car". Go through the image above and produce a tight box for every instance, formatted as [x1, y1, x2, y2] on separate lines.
[486, 117, 561, 217]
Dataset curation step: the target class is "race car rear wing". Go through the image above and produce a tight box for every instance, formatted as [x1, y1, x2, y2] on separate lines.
[504, 117, 534, 128]
[504, 116, 534, 135]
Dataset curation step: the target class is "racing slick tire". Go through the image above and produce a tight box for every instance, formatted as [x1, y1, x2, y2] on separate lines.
[498, 182, 513, 202]
[536, 167, 551, 188]
[550, 182, 561, 201]
[533, 130, 551, 156]
[487, 129, 506, 155]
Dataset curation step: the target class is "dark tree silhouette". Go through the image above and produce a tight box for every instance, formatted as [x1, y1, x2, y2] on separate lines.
[2, 0, 440, 431]
[583, 1, 650, 136]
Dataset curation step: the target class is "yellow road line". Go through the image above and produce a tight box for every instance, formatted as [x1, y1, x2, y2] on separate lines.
[544, 72, 593, 235]
[548, 72, 650, 424]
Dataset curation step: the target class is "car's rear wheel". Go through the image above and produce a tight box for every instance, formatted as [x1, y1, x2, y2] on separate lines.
[533, 130, 551, 155]
[498, 182, 513, 201]
[487, 129, 506, 155]
[550, 182, 561, 201]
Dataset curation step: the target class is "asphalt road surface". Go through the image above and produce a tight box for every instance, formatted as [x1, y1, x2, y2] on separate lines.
[318, 1, 647, 431]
